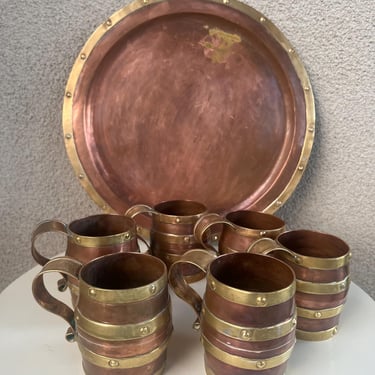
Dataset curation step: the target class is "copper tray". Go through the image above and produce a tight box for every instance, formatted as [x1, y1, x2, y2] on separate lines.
[63, 0, 315, 223]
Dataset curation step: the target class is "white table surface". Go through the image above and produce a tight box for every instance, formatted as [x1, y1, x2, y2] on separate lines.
[1, 266, 374, 374]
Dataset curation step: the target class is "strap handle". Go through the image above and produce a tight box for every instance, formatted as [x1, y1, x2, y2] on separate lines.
[124, 204, 155, 252]
[193, 213, 233, 251]
[247, 238, 298, 260]
[32, 256, 83, 342]
[31, 220, 69, 266]
[168, 249, 217, 329]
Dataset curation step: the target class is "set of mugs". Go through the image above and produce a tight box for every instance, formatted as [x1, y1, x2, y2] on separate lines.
[31, 199, 351, 375]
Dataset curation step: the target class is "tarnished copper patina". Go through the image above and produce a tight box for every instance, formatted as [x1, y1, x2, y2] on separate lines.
[194, 210, 285, 254]
[32, 252, 172, 375]
[62, 0, 315, 228]
[249, 230, 351, 341]
[126, 200, 208, 281]
[31, 214, 140, 303]
[169, 251, 296, 374]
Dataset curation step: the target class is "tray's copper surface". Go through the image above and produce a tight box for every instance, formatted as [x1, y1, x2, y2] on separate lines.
[63, 0, 315, 221]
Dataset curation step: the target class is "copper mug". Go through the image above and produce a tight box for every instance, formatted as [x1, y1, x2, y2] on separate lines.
[31, 214, 140, 302]
[125, 200, 209, 281]
[249, 229, 351, 341]
[169, 250, 296, 375]
[194, 210, 285, 254]
[32, 252, 172, 375]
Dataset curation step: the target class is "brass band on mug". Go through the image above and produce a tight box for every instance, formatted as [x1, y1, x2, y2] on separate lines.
[296, 305, 344, 320]
[277, 249, 351, 270]
[75, 303, 171, 341]
[69, 230, 135, 247]
[151, 231, 197, 245]
[296, 326, 339, 341]
[201, 336, 296, 371]
[202, 303, 297, 342]
[79, 274, 167, 304]
[296, 275, 351, 295]
[206, 272, 296, 307]
[78, 339, 169, 369]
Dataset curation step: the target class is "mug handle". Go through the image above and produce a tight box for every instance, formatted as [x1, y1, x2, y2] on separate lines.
[124, 204, 155, 252]
[31, 220, 69, 266]
[32, 256, 83, 342]
[193, 213, 234, 251]
[247, 238, 298, 260]
[168, 249, 217, 329]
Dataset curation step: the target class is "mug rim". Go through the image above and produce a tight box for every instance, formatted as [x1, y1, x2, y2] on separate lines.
[79, 252, 168, 303]
[207, 252, 296, 307]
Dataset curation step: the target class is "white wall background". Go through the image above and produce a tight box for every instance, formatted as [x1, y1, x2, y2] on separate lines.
[1, 0, 374, 298]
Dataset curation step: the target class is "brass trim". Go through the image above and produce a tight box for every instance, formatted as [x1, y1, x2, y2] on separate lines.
[151, 231, 197, 245]
[68, 229, 135, 248]
[297, 305, 344, 320]
[153, 212, 206, 225]
[202, 335, 295, 370]
[279, 250, 351, 270]
[62, 0, 315, 216]
[76, 304, 171, 341]
[206, 272, 295, 307]
[296, 326, 338, 341]
[78, 339, 169, 369]
[296, 275, 350, 295]
[202, 304, 297, 341]
[80, 273, 167, 303]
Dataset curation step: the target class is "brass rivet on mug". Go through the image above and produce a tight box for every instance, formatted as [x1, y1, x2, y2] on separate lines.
[175, 217, 181, 223]
[88, 288, 96, 297]
[292, 318, 297, 326]
[213, 235, 219, 241]
[332, 327, 338, 335]
[210, 281, 216, 290]
[184, 236, 190, 243]
[124, 232, 131, 240]
[295, 256, 302, 264]
[193, 321, 201, 330]
[256, 360, 266, 369]
[349, 252, 352, 259]
[260, 231, 267, 236]
[108, 360, 119, 368]
[240, 329, 251, 339]
[140, 326, 150, 335]
[314, 311, 322, 319]
[150, 284, 157, 294]
[76, 236, 81, 243]
[340, 282, 346, 290]
[256, 296, 267, 306]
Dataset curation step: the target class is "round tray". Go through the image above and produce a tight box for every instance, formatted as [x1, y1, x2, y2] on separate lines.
[63, 0, 315, 221]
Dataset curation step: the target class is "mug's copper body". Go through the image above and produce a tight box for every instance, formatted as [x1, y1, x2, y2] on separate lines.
[31, 214, 140, 303]
[194, 211, 285, 254]
[126, 200, 208, 281]
[250, 230, 351, 341]
[32, 252, 172, 375]
[169, 251, 296, 375]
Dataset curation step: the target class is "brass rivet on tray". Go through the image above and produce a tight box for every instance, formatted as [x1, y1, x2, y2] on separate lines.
[80, 53, 86, 60]
[105, 19, 112, 27]
[276, 200, 282, 206]
[288, 48, 295, 54]
[65, 92, 72, 98]
[79, 173, 85, 179]
[65, 133, 72, 140]
[304, 86, 310, 91]
[260, 17, 266, 23]
[298, 165, 304, 171]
